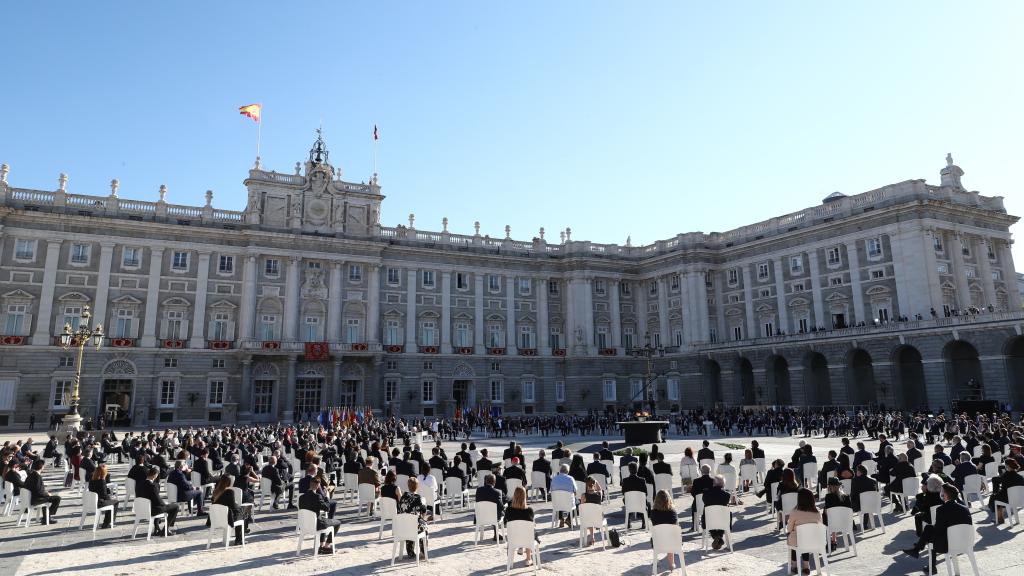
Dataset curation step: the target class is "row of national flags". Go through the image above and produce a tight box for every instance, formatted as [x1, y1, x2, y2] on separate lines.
[239, 103, 378, 140]
[317, 406, 374, 428]
[453, 405, 502, 420]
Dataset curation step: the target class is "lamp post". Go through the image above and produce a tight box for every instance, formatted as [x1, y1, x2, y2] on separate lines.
[628, 331, 664, 415]
[59, 304, 104, 431]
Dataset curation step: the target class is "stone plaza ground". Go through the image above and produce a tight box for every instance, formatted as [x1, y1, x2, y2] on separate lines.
[2, 428, 1023, 576]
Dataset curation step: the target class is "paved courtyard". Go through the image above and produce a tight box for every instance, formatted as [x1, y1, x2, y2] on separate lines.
[2, 428, 1022, 575]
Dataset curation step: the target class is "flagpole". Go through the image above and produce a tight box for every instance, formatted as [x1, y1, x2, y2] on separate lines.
[256, 103, 263, 164]
[373, 126, 378, 178]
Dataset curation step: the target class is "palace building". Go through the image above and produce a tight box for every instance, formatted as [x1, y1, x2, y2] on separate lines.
[0, 135, 1021, 427]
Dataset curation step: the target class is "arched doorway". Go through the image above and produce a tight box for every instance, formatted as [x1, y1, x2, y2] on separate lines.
[1006, 337, 1024, 408]
[944, 340, 983, 401]
[846, 349, 877, 407]
[767, 355, 792, 405]
[736, 357, 755, 405]
[892, 345, 928, 410]
[703, 360, 723, 406]
[803, 352, 831, 407]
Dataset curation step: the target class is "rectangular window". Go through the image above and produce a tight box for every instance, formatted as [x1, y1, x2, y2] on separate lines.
[4, 305, 26, 335]
[727, 269, 738, 286]
[456, 272, 469, 290]
[421, 380, 435, 403]
[709, 328, 717, 343]
[763, 322, 774, 337]
[728, 294, 740, 303]
[518, 325, 535, 349]
[488, 275, 501, 292]
[933, 236, 944, 252]
[518, 277, 532, 295]
[212, 359, 225, 369]
[218, 255, 234, 273]
[596, 326, 608, 348]
[965, 268, 976, 278]
[385, 360, 398, 371]
[387, 267, 401, 285]
[164, 357, 178, 368]
[490, 379, 503, 403]
[53, 379, 72, 408]
[122, 247, 141, 268]
[490, 360, 501, 371]
[62, 306, 82, 331]
[649, 281, 658, 296]
[877, 307, 890, 322]
[937, 263, 949, 274]
[420, 321, 437, 346]
[384, 379, 398, 403]
[455, 322, 471, 347]
[871, 269, 885, 279]
[732, 325, 742, 341]
[827, 247, 841, 266]
[114, 309, 134, 338]
[264, 258, 280, 277]
[384, 319, 401, 345]
[348, 264, 363, 281]
[867, 238, 883, 258]
[620, 281, 631, 296]
[992, 270, 1002, 280]
[673, 329, 682, 347]
[14, 239, 35, 260]
[798, 317, 809, 333]
[172, 251, 189, 270]
[521, 379, 535, 403]
[487, 324, 504, 348]
[630, 378, 644, 402]
[159, 380, 176, 407]
[549, 329, 561, 349]
[548, 280, 559, 295]
[790, 256, 803, 274]
[260, 314, 277, 341]
[554, 379, 565, 403]
[603, 378, 616, 402]
[667, 377, 679, 401]
[166, 310, 184, 339]
[71, 243, 90, 264]
[757, 263, 770, 280]
[212, 312, 229, 341]
[670, 275, 680, 291]
[306, 261, 321, 270]
[830, 276, 844, 286]
[422, 270, 435, 288]
[208, 380, 225, 406]
[793, 282, 805, 292]
[652, 332, 661, 348]
[622, 327, 634, 349]
[58, 356, 74, 368]
[759, 288, 771, 298]
[422, 361, 433, 371]
[303, 316, 320, 342]
[345, 318, 361, 343]
[594, 279, 606, 296]
[961, 240, 970, 257]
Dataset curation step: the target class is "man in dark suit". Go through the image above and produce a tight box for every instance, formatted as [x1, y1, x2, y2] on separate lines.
[502, 441, 517, 462]
[532, 450, 552, 498]
[299, 477, 340, 553]
[619, 447, 638, 470]
[475, 449, 494, 476]
[697, 440, 715, 463]
[261, 456, 286, 509]
[4, 460, 25, 497]
[551, 442, 566, 461]
[850, 464, 879, 525]
[24, 460, 60, 523]
[193, 450, 215, 485]
[587, 453, 610, 478]
[445, 455, 468, 490]
[622, 462, 649, 528]
[396, 453, 417, 478]
[750, 440, 766, 459]
[298, 465, 317, 494]
[168, 460, 206, 515]
[137, 466, 178, 534]
[598, 441, 614, 463]
[475, 474, 505, 540]
[689, 464, 714, 524]
[852, 442, 873, 470]
[652, 452, 672, 476]
[904, 484, 973, 572]
[428, 447, 448, 474]
[951, 452, 976, 490]
[701, 476, 732, 549]
[504, 457, 527, 483]
[80, 448, 97, 482]
[886, 454, 917, 512]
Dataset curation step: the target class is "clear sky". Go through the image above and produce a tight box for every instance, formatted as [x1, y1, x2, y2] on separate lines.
[1, 2, 1022, 264]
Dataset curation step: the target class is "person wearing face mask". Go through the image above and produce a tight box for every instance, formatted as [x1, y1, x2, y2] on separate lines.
[902, 483, 972, 574]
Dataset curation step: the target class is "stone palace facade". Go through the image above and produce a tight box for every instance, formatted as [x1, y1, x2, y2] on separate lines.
[0, 136, 1022, 426]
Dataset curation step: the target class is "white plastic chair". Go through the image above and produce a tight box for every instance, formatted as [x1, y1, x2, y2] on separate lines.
[994, 485, 1024, 527]
[859, 491, 885, 533]
[780, 492, 799, 531]
[445, 477, 469, 510]
[131, 498, 167, 540]
[739, 464, 758, 491]
[207, 503, 245, 549]
[913, 457, 928, 478]
[165, 483, 181, 512]
[971, 446, 983, 458]
[123, 477, 136, 511]
[529, 471, 547, 501]
[600, 459, 615, 483]
[358, 483, 379, 517]
[802, 462, 819, 490]
[699, 459, 715, 475]
[506, 520, 540, 574]
[343, 473, 359, 502]
[391, 513, 428, 565]
[943, 524, 981, 576]
[893, 477, 919, 514]
[943, 464, 956, 477]
[506, 478, 524, 497]
[861, 460, 878, 477]
[296, 508, 335, 557]
[655, 473, 674, 498]
[16, 492, 50, 528]
[552, 491, 577, 529]
[430, 469, 445, 495]
[192, 471, 215, 500]
[651, 523, 687, 575]
[701, 505, 733, 552]
[3, 481, 19, 516]
[620, 466, 632, 481]
[476, 470, 490, 487]
[840, 479, 852, 496]
[984, 462, 999, 481]
[623, 491, 649, 532]
[578, 502, 609, 548]
[825, 506, 857, 555]
[378, 496, 398, 539]
[80, 491, 115, 534]
[257, 477, 273, 510]
[397, 474, 412, 493]
[473, 501, 505, 544]
[789, 523, 829, 575]
[962, 475, 985, 508]
[680, 464, 699, 486]
[754, 458, 767, 482]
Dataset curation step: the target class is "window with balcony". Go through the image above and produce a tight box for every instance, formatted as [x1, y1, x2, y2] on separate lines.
[4, 305, 26, 336]
[732, 325, 742, 340]
[550, 328, 562, 349]
[454, 322, 471, 347]
[519, 325, 535, 349]
[674, 329, 682, 347]
[166, 310, 185, 339]
[867, 237, 883, 258]
[487, 324, 504, 348]
[596, 326, 608, 348]
[622, 327, 634, 349]
[62, 306, 83, 331]
[303, 316, 320, 342]
[346, 318, 361, 343]
[420, 321, 437, 346]
[114, 309, 135, 338]
[384, 319, 401, 345]
[260, 315, 278, 341]
[763, 322, 775, 337]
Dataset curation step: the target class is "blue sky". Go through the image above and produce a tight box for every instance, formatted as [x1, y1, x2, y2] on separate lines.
[1, 2, 1022, 264]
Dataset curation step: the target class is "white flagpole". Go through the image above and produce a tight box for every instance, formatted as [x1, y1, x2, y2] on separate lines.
[373, 124, 378, 179]
[256, 103, 263, 164]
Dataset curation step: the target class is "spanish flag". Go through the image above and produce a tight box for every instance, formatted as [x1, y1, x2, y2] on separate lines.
[239, 103, 262, 123]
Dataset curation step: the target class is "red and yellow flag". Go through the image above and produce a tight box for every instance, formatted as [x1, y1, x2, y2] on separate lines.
[239, 103, 262, 123]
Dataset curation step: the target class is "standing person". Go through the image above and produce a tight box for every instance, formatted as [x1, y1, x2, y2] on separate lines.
[24, 460, 60, 524]
[786, 488, 822, 574]
[29, 414, 35, 431]
[504, 486, 537, 567]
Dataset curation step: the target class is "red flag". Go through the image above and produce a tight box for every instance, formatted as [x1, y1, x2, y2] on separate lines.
[239, 103, 262, 123]
[373, 124, 378, 141]
[304, 342, 330, 361]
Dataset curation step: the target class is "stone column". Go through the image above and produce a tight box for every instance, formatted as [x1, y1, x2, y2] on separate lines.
[189, 251, 211, 348]
[845, 241, 865, 324]
[635, 279, 647, 341]
[474, 274, 485, 353]
[657, 276, 670, 347]
[406, 269, 418, 348]
[284, 356, 297, 422]
[564, 278, 577, 354]
[283, 257, 300, 341]
[609, 279, 622, 351]
[93, 242, 115, 332]
[31, 240, 63, 345]
[140, 247, 165, 348]
[332, 360, 343, 406]
[696, 269, 710, 343]
[773, 259, 789, 334]
[921, 231, 943, 313]
[239, 358, 252, 420]
[367, 264, 381, 343]
[975, 237, 997, 309]
[1001, 240, 1022, 309]
[807, 250, 826, 329]
[441, 271, 452, 353]
[583, 277, 595, 355]
[712, 270, 726, 342]
[506, 275, 517, 354]
[327, 261, 343, 342]
[239, 255, 257, 341]
[537, 277, 550, 353]
[741, 265, 755, 339]
[679, 269, 692, 344]
[950, 233, 971, 310]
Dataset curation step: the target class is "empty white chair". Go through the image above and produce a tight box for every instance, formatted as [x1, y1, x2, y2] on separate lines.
[473, 501, 505, 544]
[430, 469, 445, 495]
[165, 483, 180, 512]
[984, 462, 999, 481]
[80, 491, 115, 534]
[207, 503, 244, 549]
[358, 483, 379, 517]
[701, 505, 733, 552]
[651, 523, 687, 575]
[655, 473, 674, 498]
[893, 477, 919, 514]
[962, 475, 985, 508]
[397, 474, 412, 493]
[577, 502, 609, 548]
[476, 470, 490, 487]
[445, 477, 469, 510]
[788, 523, 829, 575]
[859, 491, 885, 533]
[840, 479, 852, 496]
[123, 477, 136, 511]
[503, 459, 513, 469]
[529, 471, 548, 501]
[257, 477, 273, 510]
[994, 485, 1024, 527]
[780, 492, 799, 530]
[378, 496, 398, 539]
[943, 524, 981, 576]
[192, 471, 215, 499]
[913, 457, 928, 478]
[861, 460, 878, 477]
[620, 466, 632, 481]
[343, 473, 360, 502]
[3, 481, 19, 516]
[943, 464, 956, 477]
[391, 513, 428, 565]
[972, 446, 983, 458]
[825, 506, 857, 556]
[131, 498, 167, 540]
[600, 459, 615, 483]
[623, 491, 649, 532]
[754, 458, 767, 482]
[506, 519, 540, 574]
[506, 478, 524, 497]
[296, 508, 335, 557]
[699, 459, 716, 475]
[551, 491, 577, 529]
[802, 462, 819, 490]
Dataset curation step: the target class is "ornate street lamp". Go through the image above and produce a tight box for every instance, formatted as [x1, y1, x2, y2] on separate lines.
[628, 331, 665, 415]
[60, 304, 104, 431]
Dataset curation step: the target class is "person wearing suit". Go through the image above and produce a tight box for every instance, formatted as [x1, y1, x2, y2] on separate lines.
[88, 464, 118, 528]
[852, 442, 873, 470]
[475, 473, 505, 539]
[950, 452, 977, 491]
[211, 475, 249, 546]
[475, 449, 494, 476]
[587, 453, 609, 478]
[502, 441, 517, 462]
[168, 460, 206, 515]
[697, 440, 715, 464]
[912, 475, 944, 536]
[619, 447, 638, 470]
[24, 460, 60, 523]
[886, 454, 917, 512]
[532, 450, 553, 497]
[652, 452, 672, 476]
[701, 476, 732, 549]
[689, 464, 715, 524]
[3, 459, 25, 497]
[850, 464, 879, 517]
[598, 442, 614, 463]
[445, 455, 468, 490]
[261, 457, 286, 509]
[990, 459, 1024, 522]
[504, 457, 527, 483]
[299, 476, 341, 554]
[137, 466, 178, 534]
[193, 451, 214, 485]
[904, 484, 973, 572]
